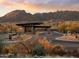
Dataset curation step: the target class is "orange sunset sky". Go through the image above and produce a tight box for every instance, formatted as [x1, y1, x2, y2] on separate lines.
[0, 0, 79, 16]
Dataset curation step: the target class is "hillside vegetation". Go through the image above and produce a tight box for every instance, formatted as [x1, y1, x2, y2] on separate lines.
[0, 10, 79, 23]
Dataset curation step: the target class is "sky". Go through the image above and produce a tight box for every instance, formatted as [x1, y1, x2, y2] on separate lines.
[0, 0, 79, 16]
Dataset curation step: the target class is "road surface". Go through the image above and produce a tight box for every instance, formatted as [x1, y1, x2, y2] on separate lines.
[0, 31, 79, 48]
[38, 31, 79, 47]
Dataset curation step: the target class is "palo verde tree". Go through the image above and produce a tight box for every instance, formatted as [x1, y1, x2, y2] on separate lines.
[32, 44, 45, 56]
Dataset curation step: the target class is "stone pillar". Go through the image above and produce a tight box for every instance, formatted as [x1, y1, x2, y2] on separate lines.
[32, 26, 35, 34]
[24, 26, 27, 33]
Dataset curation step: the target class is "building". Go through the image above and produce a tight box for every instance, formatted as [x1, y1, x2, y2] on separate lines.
[16, 22, 51, 33]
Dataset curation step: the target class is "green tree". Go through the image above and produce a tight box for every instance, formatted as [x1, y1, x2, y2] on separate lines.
[32, 44, 45, 56]
[0, 40, 4, 54]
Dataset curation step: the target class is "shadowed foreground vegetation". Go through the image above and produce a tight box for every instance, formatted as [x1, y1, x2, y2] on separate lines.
[0, 21, 79, 57]
[0, 36, 79, 58]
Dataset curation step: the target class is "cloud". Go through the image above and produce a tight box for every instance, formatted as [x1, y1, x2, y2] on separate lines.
[1, 0, 79, 4]
[24, 0, 79, 4]
[0, 0, 5, 3]
[0, 0, 79, 16]
[10, 0, 25, 3]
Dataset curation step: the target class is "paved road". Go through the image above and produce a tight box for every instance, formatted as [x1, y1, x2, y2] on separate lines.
[51, 39, 79, 47]
[50, 31, 79, 47]
[1, 31, 79, 48]
[38, 31, 79, 47]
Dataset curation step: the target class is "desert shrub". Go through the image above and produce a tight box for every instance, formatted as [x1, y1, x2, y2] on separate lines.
[2, 48, 9, 54]
[0, 46, 3, 54]
[72, 49, 79, 57]
[0, 41, 4, 54]
[52, 45, 66, 56]
[32, 44, 45, 56]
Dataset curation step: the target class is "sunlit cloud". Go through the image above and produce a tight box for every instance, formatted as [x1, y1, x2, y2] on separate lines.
[0, 0, 79, 16]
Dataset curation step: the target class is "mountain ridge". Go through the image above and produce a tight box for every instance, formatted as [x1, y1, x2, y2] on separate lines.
[0, 10, 79, 23]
